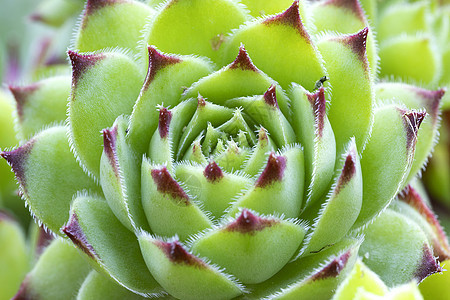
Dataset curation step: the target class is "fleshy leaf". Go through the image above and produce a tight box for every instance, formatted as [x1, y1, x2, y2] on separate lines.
[12, 238, 91, 300]
[317, 28, 374, 154]
[190, 209, 307, 284]
[359, 209, 442, 286]
[289, 84, 336, 206]
[183, 45, 291, 116]
[223, 1, 326, 90]
[62, 194, 163, 296]
[9, 76, 71, 140]
[68, 50, 143, 179]
[75, 0, 154, 53]
[228, 146, 304, 218]
[240, 0, 295, 17]
[301, 139, 362, 257]
[376, 83, 444, 182]
[128, 46, 214, 156]
[1, 126, 100, 235]
[143, 0, 249, 63]
[138, 234, 245, 300]
[100, 115, 149, 232]
[141, 160, 213, 240]
[352, 106, 424, 229]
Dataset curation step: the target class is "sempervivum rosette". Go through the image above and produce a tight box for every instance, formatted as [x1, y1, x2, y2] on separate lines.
[2, 0, 450, 299]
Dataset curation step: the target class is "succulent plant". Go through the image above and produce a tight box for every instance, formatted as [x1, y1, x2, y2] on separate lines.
[1, 0, 450, 299]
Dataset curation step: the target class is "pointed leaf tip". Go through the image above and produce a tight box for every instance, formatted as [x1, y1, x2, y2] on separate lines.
[85, 0, 125, 15]
[263, 85, 279, 108]
[204, 161, 223, 183]
[226, 209, 275, 233]
[411, 87, 445, 119]
[264, 0, 310, 39]
[323, 0, 366, 22]
[9, 84, 39, 121]
[414, 244, 443, 283]
[401, 110, 426, 150]
[158, 107, 172, 139]
[62, 213, 97, 259]
[255, 152, 286, 188]
[1, 141, 35, 192]
[311, 250, 351, 281]
[68, 50, 104, 88]
[144, 46, 181, 90]
[336, 148, 357, 194]
[229, 45, 258, 72]
[12, 276, 31, 300]
[344, 27, 369, 65]
[156, 240, 206, 267]
[197, 94, 207, 108]
[151, 166, 189, 204]
[307, 87, 327, 137]
[102, 126, 119, 176]
[258, 127, 269, 145]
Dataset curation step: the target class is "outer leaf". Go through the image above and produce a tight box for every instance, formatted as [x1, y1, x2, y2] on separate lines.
[359, 209, 442, 287]
[144, 0, 249, 63]
[138, 234, 245, 300]
[317, 28, 374, 154]
[12, 238, 91, 300]
[223, 1, 326, 90]
[62, 194, 163, 296]
[1, 126, 100, 235]
[240, 0, 294, 18]
[75, 0, 154, 53]
[68, 50, 143, 179]
[352, 106, 424, 229]
[9, 76, 71, 140]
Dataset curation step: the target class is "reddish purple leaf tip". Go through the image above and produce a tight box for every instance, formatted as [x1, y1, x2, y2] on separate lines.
[401, 110, 426, 151]
[11, 275, 31, 300]
[255, 152, 286, 188]
[68, 50, 104, 88]
[229, 45, 258, 72]
[336, 147, 357, 194]
[156, 240, 206, 267]
[410, 87, 445, 123]
[1, 141, 34, 193]
[415, 243, 443, 283]
[197, 94, 207, 108]
[227, 209, 275, 234]
[264, 1, 310, 40]
[85, 0, 125, 15]
[345, 27, 369, 65]
[158, 107, 172, 139]
[151, 166, 189, 204]
[62, 214, 97, 259]
[144, 46, 181, 90]
[322, 0, 366, 22]
[102, 126, 119, 176]
[263, 85, 279, 108]
[204, 161, 224, 183]
[311, 250, 351, 281]
[307, 87, 327, 137]
[9, 84, 39, 122]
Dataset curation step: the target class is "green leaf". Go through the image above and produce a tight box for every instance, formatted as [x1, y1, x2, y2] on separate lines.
[138, 234, 245, 300]
[143, 0, 249, 63]
[12, 238, 91, 300]
[62, 194, 163, 296]
[1, 126, 100, 235]
[9, 76, 71, 140]
[223, 1, 326, 90]
[68, 50, 143, 179]
[75, 0, 154, 53]
[317, 28, 374, 155]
